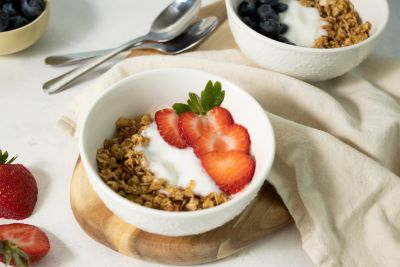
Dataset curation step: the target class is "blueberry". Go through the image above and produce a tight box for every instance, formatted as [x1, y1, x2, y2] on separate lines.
[242, 16, 258, 31]
[280, 23, 288, 34]
[0, 11, 9, 31]
[257, 4, 278, 21]
[21, 0, 44, 20]
[238, 1, 257, 17]
[259, 19, 280, 38]
[2, 3, 18, 17]
[256, 0, 279, 6]
[9, 15, 28, 29]
[274, 3, 288, 13]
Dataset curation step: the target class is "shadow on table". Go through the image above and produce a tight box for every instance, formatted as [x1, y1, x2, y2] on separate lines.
[40, 230, 74, 267]
[29, 166, 51, 215]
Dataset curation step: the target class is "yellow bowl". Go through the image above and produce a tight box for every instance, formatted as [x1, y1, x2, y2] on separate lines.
[0, 0, 49, 55]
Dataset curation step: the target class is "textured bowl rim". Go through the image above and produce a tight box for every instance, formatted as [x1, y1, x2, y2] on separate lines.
[226, 0, 389, 54]
[0, 0, 49, 35]
[79, 68, 276, 219]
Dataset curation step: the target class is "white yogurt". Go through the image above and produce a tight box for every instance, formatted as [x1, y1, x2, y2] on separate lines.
[280, 0, 327, 47]
[137, 122, 221, 196]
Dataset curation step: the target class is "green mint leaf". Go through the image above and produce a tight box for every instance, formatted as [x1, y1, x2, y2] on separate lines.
[200, 81, 225, 112]
[172, 81, 225, 115]
[213, 89, 225, 106]
[172, 103, 191, 115]
[200, 81, 215, 112]
[212, 81, 224, 107]
[213, 81, 222, 92]
[187, 92, 205, 115]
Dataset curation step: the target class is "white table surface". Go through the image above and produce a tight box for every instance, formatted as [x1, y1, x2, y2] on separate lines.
[0, 0, 398, 266]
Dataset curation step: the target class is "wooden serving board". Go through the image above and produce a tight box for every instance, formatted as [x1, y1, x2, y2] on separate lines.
[70, 1, 292, 265]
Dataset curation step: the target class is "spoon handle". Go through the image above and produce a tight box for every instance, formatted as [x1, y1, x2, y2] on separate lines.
[45, 49, 114, 66]
[42, 36, 147, 94]
[45, 42, 159, 66]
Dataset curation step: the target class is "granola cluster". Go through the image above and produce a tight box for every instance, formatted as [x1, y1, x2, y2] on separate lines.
[299, 0, 371, 48]
[96, 115, 229, 212]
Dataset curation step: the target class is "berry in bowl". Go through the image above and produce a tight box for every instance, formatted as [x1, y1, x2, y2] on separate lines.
[79, 68, 275, 236]
[226, 0, 389, 81]
[0, 0, 49, 55]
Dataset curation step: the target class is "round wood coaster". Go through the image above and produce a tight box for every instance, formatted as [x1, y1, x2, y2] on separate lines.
[70, 159, 292, 265]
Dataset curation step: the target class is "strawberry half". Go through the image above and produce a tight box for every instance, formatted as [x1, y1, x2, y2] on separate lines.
[193, 124, 250, 157]
[200, 151, 255, 195]
[0, 223, 50, 267]
[155, 108, 188, 148]
[178, 107, 234, 146]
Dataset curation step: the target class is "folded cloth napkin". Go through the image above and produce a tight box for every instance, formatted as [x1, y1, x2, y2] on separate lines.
[60, 49, 400, 267]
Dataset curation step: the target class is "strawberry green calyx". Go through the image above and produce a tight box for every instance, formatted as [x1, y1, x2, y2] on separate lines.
[0, 240, 29, 267]
[0, 150, 17, 165]
[173, 81, 225, 115]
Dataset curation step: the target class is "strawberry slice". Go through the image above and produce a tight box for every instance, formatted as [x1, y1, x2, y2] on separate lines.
[0, 223, 50, 266]
[178, 107, 234, 146]
[193, 124, 250, 157]
[178, 111, 210, 146]
[200, 151, 255, 195]
[207, 107, 234, 131]
[155, 108, 188, 148]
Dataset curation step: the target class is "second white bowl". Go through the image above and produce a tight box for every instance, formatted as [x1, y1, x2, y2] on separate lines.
[226, 0, 389, 81]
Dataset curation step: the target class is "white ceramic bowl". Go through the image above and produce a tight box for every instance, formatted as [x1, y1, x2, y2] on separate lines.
[79, 68, 275, 236]
[226, 0, 389, 81]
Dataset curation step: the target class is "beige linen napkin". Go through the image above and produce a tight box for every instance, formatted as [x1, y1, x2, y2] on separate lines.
[60, 49, 400, 267]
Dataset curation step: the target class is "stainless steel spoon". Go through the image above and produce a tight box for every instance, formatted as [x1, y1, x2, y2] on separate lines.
[51, 17, 218, 70]
[43, 0, 201, 94]
[46, 17, 218, 66]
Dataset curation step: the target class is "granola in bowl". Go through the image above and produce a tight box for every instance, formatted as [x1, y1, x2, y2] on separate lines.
[96, 115, 230, 212]
[302, 0, 371, 48]
[236, 0, 371, 48]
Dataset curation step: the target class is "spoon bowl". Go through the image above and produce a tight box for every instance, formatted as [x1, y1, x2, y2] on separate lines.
[157, 16, 218, 54]
[149, 0, 201, 41]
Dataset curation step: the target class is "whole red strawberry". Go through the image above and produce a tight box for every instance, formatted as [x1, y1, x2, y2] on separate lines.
[0, 223, 50, 267]
[0, 150, 38, 220]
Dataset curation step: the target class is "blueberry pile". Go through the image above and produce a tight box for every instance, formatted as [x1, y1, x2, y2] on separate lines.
[0, 0, 45, 32]
[237, 0, 295, 45]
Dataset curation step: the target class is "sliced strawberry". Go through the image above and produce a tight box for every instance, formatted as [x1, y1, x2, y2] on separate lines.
[207, 107, 234, 131]
[193, 124, 250, 157]
[200, 151, 255, 195]
[178, 107, 234, 146]
[0, 223, 50, 266]
[178, 111, 210, 146]
[155, 109, 188, 148]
